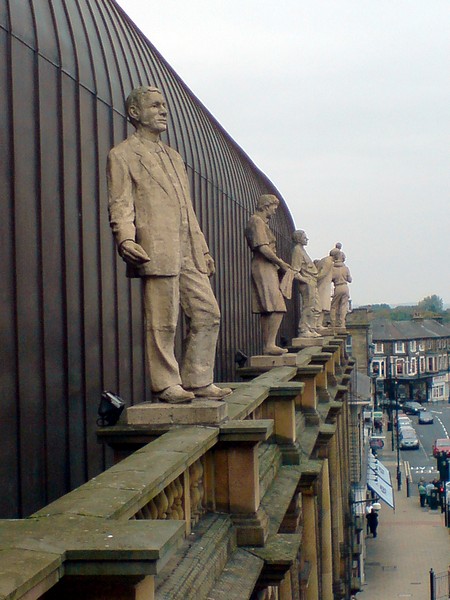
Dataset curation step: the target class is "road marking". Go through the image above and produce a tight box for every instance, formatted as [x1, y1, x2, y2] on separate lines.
[434, 415, 449, 437]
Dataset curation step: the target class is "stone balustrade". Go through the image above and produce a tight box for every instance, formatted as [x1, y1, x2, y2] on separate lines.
[0, 335, 354, 600]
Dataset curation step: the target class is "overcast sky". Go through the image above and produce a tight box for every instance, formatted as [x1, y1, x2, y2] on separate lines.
[117, 0, 449, 307]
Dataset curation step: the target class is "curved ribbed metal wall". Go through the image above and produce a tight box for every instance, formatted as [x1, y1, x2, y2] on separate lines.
[0, 0, 297, 517]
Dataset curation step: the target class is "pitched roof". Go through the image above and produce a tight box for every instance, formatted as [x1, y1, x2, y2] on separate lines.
[372, 318, 450, 341]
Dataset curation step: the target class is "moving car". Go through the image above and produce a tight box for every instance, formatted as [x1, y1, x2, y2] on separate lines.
[399, 429, 419, 449]
[403, 401, 424, 415]
[418, 411, 433, 424]
[432, 438, 450, 457]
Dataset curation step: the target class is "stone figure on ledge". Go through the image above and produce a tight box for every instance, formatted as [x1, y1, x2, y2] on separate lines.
[245, 195, 292, 355]
[291, 230, 322, 338]
[330, 247, 352, 328]
[315, 242, 343, 329]
[107, 85, 231, 404]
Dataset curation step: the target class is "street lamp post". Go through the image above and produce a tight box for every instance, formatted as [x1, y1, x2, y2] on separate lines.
[394, 381, 401, 490]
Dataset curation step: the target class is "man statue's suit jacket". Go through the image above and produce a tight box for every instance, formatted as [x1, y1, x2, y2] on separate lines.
[107, 132, 209, 277]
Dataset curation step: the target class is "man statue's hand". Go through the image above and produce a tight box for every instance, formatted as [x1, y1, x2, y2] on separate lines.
[205, 253, 215, 277]
[119, 240, 150, 266]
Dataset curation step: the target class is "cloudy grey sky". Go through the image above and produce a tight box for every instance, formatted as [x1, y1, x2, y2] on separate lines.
[117, 0, 449, 307]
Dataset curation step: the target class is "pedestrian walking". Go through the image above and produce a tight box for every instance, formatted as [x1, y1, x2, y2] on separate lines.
[365, 500, 373, 534]
[366, 508, 379, 538]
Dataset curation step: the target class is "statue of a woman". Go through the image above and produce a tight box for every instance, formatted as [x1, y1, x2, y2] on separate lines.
[245, 195, 291, 355]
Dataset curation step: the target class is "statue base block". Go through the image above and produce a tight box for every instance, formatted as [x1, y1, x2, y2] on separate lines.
[126, 399, 228, 425]
[332, 327, 348, 334]
[249, 353, 297, 368]
[291, 337, 323, 348]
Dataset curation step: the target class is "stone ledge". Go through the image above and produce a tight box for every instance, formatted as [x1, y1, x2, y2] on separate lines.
[34, 428, 218, 520]
[156, 514, 234, 600]
[291, 338, 324, 348]
[126, 400, 228, 426]
[269, 382, 304, 396]
[206, 548, 264, 600]
[260, 466, 303, 536]
[249, 354, 298, 368]
[219, 420, 273, 443]
[0, 518, 185, 599]
[248, 533, 302, 587]
[0, 548, 62, 600]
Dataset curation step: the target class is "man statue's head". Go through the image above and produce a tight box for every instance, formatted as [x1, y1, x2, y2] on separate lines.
[292, 230, 308, 246]
[256, 194, 279, 211]
[126, 86, 168, 133]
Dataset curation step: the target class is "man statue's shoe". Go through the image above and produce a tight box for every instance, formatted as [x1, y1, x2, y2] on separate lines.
[189, 384, 232, 400]
[158, 385, 194, 404]
[264, 345, 288, 355]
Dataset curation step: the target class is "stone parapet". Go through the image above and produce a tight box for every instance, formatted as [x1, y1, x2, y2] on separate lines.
[0, 335, 355, 600]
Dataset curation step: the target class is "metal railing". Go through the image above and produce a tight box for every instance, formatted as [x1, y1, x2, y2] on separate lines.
[430, 567, 450, 600]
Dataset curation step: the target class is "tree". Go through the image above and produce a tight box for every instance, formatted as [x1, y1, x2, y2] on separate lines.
[417, 295, 444, 314]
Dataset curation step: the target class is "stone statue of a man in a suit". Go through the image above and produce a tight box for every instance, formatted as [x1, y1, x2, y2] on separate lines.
[107, 86, 231, 403]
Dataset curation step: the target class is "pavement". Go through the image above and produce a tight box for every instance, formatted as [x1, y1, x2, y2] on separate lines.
[356, 445, 450, 600]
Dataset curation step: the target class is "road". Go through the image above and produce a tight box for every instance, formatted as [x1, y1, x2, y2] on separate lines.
[398, 401, 450, 483]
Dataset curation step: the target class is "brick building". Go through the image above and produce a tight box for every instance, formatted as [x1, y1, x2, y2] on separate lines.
[371, 318, 450, 403]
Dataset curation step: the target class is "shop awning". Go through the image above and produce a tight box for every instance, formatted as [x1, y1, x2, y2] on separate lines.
[367, 455, 395, 509]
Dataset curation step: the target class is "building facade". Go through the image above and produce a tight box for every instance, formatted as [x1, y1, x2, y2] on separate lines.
[370, 318, 450, 403]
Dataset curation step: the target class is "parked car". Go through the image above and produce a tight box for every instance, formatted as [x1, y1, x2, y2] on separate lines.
[399, 425, 416, 438]
[432, 438, 450, 457]
[399, 430, 419, 449]
[396, 416, 412, 429]
[418, 411, 433, 424]
[403, 401, 424, 415]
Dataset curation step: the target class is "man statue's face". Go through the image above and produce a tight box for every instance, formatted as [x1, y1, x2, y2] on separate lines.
[131, 91, 168, 133]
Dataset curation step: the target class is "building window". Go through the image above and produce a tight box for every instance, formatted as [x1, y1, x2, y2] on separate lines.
[427, 356, 437, 371]
[346, 335, 352, 354]
[409, 357, 417, 375]
[396, 359, 405, 375]
[372, 360, 386, 377]
[432, 385, 445, 400]
[427, 339, 433, 349]
[409, 340, 417, 352]
[394, 342, 405, 354]
[419, 341, 425, 351]
[420, 356, 426, 373]
[374, 342, 384, 354]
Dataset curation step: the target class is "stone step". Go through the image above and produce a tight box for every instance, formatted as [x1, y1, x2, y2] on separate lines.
[260, 465, 302, 535]
[206, 548, 264, 600]
[156, 513, 235, 600]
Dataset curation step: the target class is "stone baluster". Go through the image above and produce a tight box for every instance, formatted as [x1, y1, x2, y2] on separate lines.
[154, 489, 169, 519]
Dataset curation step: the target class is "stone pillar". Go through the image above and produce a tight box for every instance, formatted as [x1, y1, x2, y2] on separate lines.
[329, 434, 343, 589]
[300, 377, 316, 410]
[320, 460, 333, 600]
[215, 420, 273, 546]
[302, 494, 319, 600]
[279, 570, 293, 600]
[264, 384, 301, 464]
